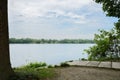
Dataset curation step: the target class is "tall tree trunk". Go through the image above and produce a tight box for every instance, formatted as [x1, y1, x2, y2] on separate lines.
[0, 0, 14, 80]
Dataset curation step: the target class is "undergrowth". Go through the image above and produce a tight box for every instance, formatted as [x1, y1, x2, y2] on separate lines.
[9, 62, 57, 80]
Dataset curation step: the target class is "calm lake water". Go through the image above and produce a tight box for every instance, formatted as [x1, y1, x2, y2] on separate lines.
[10, 44, 94, 67]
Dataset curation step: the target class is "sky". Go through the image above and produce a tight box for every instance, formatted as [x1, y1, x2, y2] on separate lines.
[8, 0, 118, 39]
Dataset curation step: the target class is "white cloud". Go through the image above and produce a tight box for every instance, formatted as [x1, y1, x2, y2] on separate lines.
[8, 0, 117, 39]
[8, 0, 100, 25]
[9, 0, 93, 18]
[9, 0, 95, 26]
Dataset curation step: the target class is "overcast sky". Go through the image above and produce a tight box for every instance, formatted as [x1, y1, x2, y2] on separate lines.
[8, 0, 118, 39]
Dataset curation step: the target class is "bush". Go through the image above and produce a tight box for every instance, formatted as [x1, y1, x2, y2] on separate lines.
[10, 63, 56, 80]
[54, 65, 60, 68]
[81, 58, 87, 61]
[60, 62, 70, 67]
[68, 60, 73, 62]
[9, 68, 39, 80]
[24, 62, 47, 69]
[48, 65, 54, 68]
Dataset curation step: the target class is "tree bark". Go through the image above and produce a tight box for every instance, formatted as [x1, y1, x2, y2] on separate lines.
[0, 0, 14, 80]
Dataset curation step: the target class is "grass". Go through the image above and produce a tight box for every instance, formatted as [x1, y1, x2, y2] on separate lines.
[9, 62, 57, 80]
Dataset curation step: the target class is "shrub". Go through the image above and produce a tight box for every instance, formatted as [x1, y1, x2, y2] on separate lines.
[10, 64, 56, 80]
[48, 65, 54, 68]
[24, 62, 47, 69]
[54, 65, 60, 68]
[60, 62, 70, 67]
[68, 60, 73, 62]
[81, 58, 87, 61]
[9, 68, 39, 80]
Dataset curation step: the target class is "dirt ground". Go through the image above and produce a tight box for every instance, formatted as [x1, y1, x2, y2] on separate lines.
[53, 67, 120, 80]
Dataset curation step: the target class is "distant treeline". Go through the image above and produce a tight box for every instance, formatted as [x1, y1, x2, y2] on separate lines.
[9, 38, 94, 44]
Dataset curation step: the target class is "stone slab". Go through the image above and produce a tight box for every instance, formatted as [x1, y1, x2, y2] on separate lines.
[86, 61, 100, 67]
[77, 61, 89, 66]
[112, 62, 120, 69]
[67, 60, 79, 65]
[68, 61, 120, 69]
[98, 62, 112, 68]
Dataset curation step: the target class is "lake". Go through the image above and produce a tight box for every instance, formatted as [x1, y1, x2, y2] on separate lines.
[10, 44, 94, 67]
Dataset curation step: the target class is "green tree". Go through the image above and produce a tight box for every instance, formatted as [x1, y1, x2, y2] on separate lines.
[85, 30, 108, 60]
[94, 0, 120, 33]
[0, 0, 14, 80]
[84, 0, 120, 61]
[84, 29, 120, 61]
[114, 19, 120, 38]
[94, 0, 120, 18]
[94, 0, 120, 34]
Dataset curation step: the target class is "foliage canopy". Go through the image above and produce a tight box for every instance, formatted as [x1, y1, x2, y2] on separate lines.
[94, 0, 120, 18]
[84, 29, 120, 61]
[84, 0, 120, 61]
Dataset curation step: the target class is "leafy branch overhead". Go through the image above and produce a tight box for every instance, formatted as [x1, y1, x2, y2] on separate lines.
[84, 0, 120, 61]
[84, 29, 120, 61]
[95, 0, 120, 18]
